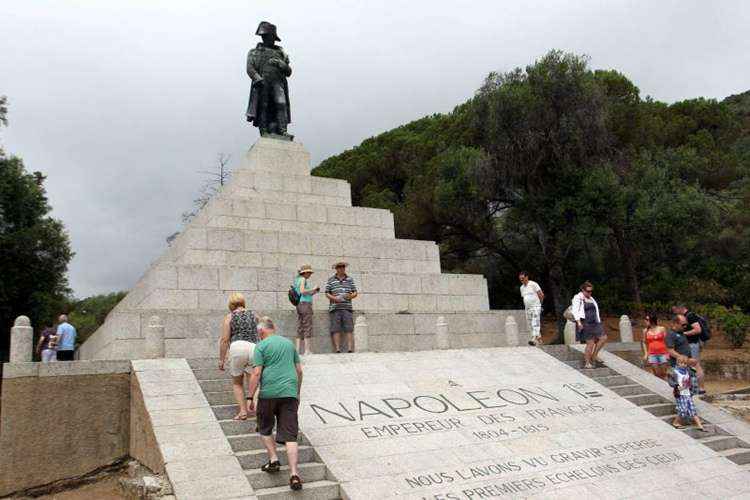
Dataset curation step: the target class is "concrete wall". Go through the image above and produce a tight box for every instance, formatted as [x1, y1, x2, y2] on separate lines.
[0, 361, 131, 496]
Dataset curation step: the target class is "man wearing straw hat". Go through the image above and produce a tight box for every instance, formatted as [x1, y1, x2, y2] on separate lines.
[294, 264, 319, 355]
[325, 262, 358, 353]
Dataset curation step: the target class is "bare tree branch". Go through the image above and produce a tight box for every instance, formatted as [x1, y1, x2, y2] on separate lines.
[168, 153, 232, 244]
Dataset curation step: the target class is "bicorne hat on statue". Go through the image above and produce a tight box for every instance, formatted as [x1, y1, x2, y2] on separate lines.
[255, 21, 281, 41]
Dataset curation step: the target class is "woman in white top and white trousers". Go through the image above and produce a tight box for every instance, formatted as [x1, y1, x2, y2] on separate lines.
[571, 281, 607, 369]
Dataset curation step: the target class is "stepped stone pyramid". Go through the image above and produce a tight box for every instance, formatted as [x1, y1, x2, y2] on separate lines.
[80, 138, 525, 359]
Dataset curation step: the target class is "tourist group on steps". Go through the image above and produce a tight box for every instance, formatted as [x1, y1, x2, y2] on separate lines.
[215, 261, 358, 491]
[519, 272, 709, 435]
[34, 265, 712, 491]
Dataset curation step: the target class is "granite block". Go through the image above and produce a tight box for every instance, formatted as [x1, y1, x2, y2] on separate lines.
[178, 267, 220, 290]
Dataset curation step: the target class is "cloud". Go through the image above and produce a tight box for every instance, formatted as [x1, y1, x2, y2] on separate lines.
[1, 0, 748, 297]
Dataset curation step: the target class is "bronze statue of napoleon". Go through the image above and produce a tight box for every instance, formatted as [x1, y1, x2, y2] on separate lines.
[246, 21, 293, 140]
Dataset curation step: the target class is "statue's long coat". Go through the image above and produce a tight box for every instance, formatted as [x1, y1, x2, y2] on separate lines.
[245, 43, 291, 126]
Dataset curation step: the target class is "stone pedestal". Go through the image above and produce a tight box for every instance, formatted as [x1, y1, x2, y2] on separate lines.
[564, 320, 577, 345]
[144, 316, 165, 358]
[353, 315, 368, 353]
[619, 315, 633, 342]
[10, 316, 33, 363]
[435, 316, 449, 349]
[504, 316, 519, 347]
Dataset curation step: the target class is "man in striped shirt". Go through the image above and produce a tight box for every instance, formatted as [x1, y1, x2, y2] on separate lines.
[325, 262, 358, 353]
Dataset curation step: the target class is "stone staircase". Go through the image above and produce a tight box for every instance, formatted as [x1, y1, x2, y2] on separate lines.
[188, 358, 341, 499]
[79, 137, 523, 361]
[541, 346, 750, 471]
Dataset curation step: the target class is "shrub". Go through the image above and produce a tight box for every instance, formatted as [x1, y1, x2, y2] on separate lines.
[721, 309, 749, 348]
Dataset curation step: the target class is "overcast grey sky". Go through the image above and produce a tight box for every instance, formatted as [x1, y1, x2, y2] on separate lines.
[1, 1, 749, 298]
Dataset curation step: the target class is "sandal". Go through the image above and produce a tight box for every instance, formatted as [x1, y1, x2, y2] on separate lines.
[290, 475, 303, 491]
[672, 423, 686, 429]
[261, 460, 281, 473]
[233, 413, 248, 421]
[583, 363, 595, 369]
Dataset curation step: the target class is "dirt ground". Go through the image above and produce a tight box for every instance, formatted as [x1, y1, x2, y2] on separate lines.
[16, 476, 124, 500]
[703, 379, 750, 394]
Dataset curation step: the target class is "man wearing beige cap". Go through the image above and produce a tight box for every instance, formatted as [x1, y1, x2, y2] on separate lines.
[294, 264, 319, 355]
[325, 262, 358, 353]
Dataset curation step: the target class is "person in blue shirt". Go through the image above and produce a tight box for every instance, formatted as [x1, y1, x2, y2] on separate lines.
[294, 264, 319, 355]
[56, 314, 77, 361]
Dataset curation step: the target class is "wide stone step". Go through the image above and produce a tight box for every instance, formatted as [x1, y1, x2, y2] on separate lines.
[200, 378, 236, 393]
[236, 446, 315, 470]
[719, 448, 750, 465]
[213, 404, 254, 421]
[135, 283, 489, 314]
[641, 403, 676, 416]
[255, 480, 339, 500]
[222, 187, 351, 207]
[206, 391, 236, 406]
[229, 432, 310, 452]
[592, 375, 633, 387]
[245, 463, 327, 490]
[610, 384, 652, 397]
[625, 393, 667, 406]
[199, 196, 394, 234]
[150, 263, 484, 299]
[194, 368, 231, 381]
[682, 425, 722, 439]
[221, 177, 351, 207]
[697, 435, 744, 452]
[578, 367, 618, 377]
[189, 358, 221, 370]
[220, 418, 258, 436]
[539, 346, 580, 360]
[225, 165, 350, 201]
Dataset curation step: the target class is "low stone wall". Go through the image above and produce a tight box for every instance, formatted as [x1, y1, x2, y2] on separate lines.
[704, 361, 750, 381]
[0, 361, 132, 496]
[79, 309, 527, 360]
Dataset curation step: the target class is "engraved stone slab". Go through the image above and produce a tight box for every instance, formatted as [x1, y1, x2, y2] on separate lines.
[298, 348, 750, 500]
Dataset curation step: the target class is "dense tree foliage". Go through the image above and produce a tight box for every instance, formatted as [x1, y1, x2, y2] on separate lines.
[0, 99, 74, 360]
[314, 51, 750, 341]
[66, 291, 128, 346]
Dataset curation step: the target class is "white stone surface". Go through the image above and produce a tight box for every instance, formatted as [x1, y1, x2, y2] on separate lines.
[298, 348, 750, 500]
[9, 315, 33, 363]
[619, 315, 634, 342]
[564, 320, 576, 345]
[145, 315, 165, 358]
[80, 138, 517, 359]
[504, 316, 519, 347]
[354, 315, 369, 352]
[435, 316, 449, 349]
[578, 346, 750, 461]
[133, 358, 252, 499]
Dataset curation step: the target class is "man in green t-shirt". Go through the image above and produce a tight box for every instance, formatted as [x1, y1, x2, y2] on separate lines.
[247, 317, 304, 491]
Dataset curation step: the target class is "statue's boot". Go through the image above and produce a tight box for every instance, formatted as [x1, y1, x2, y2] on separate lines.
[275, 108, 293, 140]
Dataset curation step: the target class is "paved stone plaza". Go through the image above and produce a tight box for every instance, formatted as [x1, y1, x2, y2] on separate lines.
[297, 348, 750, 499]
